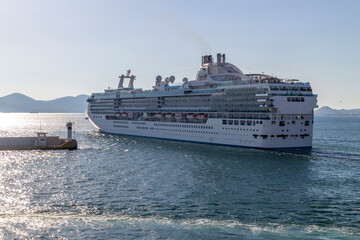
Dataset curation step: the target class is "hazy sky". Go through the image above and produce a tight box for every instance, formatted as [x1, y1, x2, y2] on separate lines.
[0, 0, 359, 109]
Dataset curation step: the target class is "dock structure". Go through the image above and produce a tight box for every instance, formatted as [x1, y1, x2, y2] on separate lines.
[0, 122, 77, 150]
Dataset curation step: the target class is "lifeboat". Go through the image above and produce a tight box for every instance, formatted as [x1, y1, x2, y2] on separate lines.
[165, 113, 174, 119]
[121, 113, 127, 117]
[186, 113, 196, 120]
[197, 113, 207, 120]
[127, 112, 135, 119]
[156, 113, 164, 119]
[115, 112, 121, 118]
[175, 113, 184, 120]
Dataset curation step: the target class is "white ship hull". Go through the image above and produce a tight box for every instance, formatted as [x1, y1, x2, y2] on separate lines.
[87, 115, 313, 149]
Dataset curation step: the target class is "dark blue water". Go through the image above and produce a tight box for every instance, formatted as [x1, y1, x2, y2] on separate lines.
[0, 114, 359, 239]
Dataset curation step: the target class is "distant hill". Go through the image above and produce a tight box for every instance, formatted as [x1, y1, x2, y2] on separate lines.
[0, 93, 89, 113]
[315, 106, 360, 115]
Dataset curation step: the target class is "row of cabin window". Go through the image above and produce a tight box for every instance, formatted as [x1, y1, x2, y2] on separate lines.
[154, 123, 213, 129]
[287, 97, 305, 102]
[149, 127, 219, 134]
[132, 122, 147, 125]
[277, 120, 310, 126]
[270, 87, 311, 91]
[223, 127, 259, 132]
[253, 134, 310, 139]
[222, 120, 263, 126]
[113, 125, 128, 128]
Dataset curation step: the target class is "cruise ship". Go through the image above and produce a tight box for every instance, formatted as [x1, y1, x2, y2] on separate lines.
[86, 54, 317, 149]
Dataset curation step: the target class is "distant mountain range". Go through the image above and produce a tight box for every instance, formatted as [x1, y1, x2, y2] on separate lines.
[315, 106, 360, 115]
[0, 93, 89, 113]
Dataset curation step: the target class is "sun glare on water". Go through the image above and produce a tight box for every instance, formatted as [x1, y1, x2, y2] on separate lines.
[0, 113, 17, 134]
[0, 113, 44, 137]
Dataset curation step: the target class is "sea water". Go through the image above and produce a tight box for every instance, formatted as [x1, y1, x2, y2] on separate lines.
[0, 113, 359, 239]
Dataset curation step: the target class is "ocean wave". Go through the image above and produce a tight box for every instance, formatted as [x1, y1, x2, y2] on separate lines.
[0, 213, 359, 238]
[311, 148, 360, 161]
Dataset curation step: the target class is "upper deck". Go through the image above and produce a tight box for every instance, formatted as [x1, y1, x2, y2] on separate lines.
[89, 79, 313, 100]
[89, 53, 313, 100]
[87, 54, 317, 116]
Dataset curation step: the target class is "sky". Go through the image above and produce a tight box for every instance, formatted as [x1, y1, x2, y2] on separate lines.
[0, 0, 359, 109]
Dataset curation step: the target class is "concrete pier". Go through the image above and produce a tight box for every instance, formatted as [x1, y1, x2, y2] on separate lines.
[0, 122, 77, 150]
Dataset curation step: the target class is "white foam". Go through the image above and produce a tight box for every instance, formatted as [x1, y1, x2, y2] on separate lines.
[0, 213, 358, 238]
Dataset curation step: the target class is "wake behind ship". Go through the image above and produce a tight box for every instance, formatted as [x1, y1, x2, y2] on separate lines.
[86, 54, 317, 149]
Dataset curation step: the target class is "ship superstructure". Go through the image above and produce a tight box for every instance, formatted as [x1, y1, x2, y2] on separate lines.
[86, 54, 317, 148]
